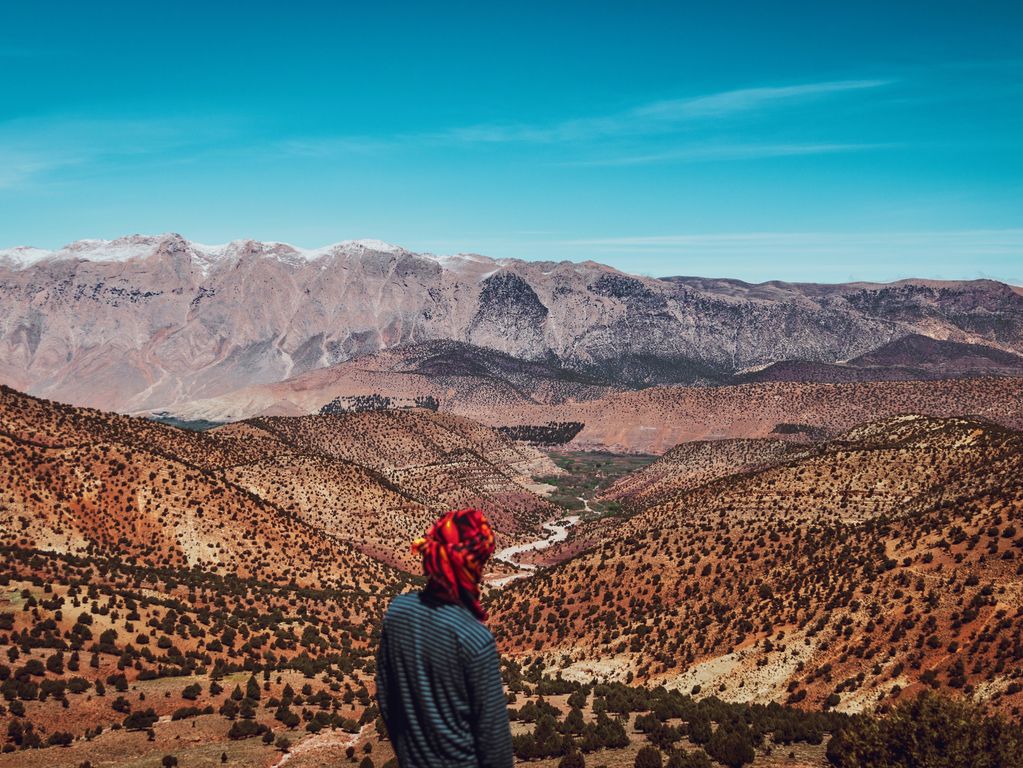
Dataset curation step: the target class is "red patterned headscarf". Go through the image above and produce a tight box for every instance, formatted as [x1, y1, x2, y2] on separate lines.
[412, 508, 496, 621]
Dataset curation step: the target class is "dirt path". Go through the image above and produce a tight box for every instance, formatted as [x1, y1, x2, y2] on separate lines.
[271, 724, 367, 767]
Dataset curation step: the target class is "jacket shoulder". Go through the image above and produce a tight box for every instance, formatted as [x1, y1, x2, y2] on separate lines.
[384, 593, 495, 655]
[383, 592, 420, 622]
[452, 611, 496, 657]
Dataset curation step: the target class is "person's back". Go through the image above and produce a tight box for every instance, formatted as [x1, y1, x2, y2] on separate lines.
[376, 591, 513, 768]
[375, 508, 513, 768]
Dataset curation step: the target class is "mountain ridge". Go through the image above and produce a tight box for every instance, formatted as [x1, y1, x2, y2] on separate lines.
[3, 233, 1023, 417]
[5, 233, 1022, 291]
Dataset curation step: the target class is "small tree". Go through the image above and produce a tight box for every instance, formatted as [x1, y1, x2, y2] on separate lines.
[667, 749, 713, 768]
[181, 683, 202, 700]
[687, 714, 712, 745]
[706, 726, 755, 768]
[246, 675, 261, 701]
[635, 745, 663, 768]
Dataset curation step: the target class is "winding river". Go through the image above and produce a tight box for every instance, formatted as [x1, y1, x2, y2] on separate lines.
[489, 505, 585, 588]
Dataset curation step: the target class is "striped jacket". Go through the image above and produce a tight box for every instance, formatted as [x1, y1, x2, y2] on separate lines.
[375, 591, 514, 768]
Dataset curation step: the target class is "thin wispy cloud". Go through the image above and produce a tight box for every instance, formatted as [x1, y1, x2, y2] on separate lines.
[0, 78, 895, 187]
[270, 78, 895, 159]
[632, 80, 889, 121]
[562, 142, 896, 167]
[564, 229, 1023, 257]
[0, 115, 240, 187]
[557, 230, 1023, 284]
[432, 79, 892, 145]
[0, 150, 84, 189]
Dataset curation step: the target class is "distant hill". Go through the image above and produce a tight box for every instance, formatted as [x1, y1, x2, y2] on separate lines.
[0, 384, 557, 575]
[491, 414, 1023, 715]
[737, 334, 1023, 384]
[161, 340, 618, 424]
[215, 408, 561, 541]
[160, 340, 1023, 454]
[506, 376, 1023, 453]
[2, 233, 1023, 414]
[598, 438, 806, 510]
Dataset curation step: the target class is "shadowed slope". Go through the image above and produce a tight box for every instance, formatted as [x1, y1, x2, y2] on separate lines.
[157, 340, 619, 424]
[737, 334, 1023, 384]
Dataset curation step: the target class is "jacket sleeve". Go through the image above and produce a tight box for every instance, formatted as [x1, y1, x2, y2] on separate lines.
[465, 637, 514, 768]
[374, 623, 392, 731]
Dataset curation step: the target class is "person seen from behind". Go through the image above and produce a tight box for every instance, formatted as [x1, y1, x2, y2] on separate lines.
[375, 507, 514, 768]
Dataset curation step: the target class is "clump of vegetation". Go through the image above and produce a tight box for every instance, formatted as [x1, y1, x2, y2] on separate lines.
[505, 675, 844, 765]
[497, 422, 585, 446]
[320, 394, 439, 413]
[770, 422, 827, 440]
[538, 451, 655, 516]
[826, 692, 1023, 767]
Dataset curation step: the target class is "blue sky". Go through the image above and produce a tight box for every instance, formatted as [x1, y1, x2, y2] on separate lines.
[1, 1, 1021, 283]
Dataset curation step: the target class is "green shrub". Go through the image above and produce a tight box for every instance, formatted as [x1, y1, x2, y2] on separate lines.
[635, 745, 662, 768]
[667, 750, 713, 768]
[826, 692, 1023, 768]
[706, 725, 755, 768]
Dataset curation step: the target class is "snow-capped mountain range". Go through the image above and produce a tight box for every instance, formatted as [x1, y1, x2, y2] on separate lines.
[0, 234, 493, 275]
[1, 232, 1021, 415]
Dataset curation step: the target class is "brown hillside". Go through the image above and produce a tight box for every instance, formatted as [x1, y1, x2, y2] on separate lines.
[173, 375, 1023, 454]
[222, 409, 560, 536]
[0, 385, 567, 765]
[735, 334, 1023, 385]
[490, 415, 1023, 717]
[544, 377, 1023, 453]
[0, 390, 396, 593]
[599, 439, 804, 511]
[0, 385, 558, 578]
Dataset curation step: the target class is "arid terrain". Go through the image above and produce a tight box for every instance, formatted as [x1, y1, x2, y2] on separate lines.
[166, 354, 1023, 454]
[0, 385, 558, 573]
[5, 0, 1023, 759]
[492, 415, 1023, 721]
[2, 247, 1023, 766]
[0, 385, 562, 765]
[3, 375, 1023, 765]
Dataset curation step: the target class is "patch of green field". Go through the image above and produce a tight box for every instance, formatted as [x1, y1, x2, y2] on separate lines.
[145, 415, 225, 432]
[541, 451, 656, 518]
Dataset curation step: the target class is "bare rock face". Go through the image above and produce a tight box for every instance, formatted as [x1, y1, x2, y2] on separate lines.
[467, 271, 550, 355]
[1, 232, 1022, 414]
